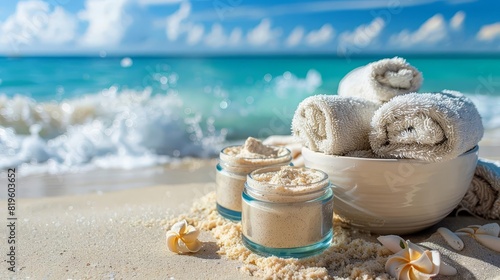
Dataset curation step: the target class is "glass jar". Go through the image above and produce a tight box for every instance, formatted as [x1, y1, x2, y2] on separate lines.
[216, 145, 292, 221]
[241, 166, 334, 258]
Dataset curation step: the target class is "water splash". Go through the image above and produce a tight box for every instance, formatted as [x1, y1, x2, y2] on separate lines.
[0, 88, 225, 175]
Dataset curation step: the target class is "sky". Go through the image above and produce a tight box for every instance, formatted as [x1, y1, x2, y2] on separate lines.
[0, 0, 499, 55]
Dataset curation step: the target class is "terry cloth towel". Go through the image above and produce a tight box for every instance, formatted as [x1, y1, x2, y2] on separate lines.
[338, 57, 423, 103]
[459, 159, 500, 219]
[291, 95, 379, 155]
[370, 90, 484, 162]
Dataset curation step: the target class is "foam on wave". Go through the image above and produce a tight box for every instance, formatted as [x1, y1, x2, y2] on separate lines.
[0, 87, 225, 175]
[1, 71, 498, 176]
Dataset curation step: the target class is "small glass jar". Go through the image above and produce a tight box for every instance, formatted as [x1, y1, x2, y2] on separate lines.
[241, 166, 334, 258]
[216, 145, 292, 221]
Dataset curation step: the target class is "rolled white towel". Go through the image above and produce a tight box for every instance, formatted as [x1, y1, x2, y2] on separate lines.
[292, 95, 379, 155]
[459, 159, 500, 219]
[370, 90, 484, 162]
[338, 57, 423, 103]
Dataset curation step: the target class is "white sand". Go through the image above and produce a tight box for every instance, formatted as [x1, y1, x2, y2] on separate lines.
[3, 183, 499, 279]
[1, 144, 499, 279]
[0, 183, 252, 280]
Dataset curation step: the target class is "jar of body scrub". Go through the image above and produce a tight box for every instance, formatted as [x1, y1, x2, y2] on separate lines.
[241, 166, 334, 258]
[216, 137, 292, 221]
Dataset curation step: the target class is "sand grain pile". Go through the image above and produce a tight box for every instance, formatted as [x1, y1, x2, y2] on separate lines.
[166, 192, 392, 280]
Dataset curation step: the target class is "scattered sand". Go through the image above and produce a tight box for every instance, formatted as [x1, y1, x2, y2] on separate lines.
[167, 191, 500, 279]
[3, 181, 499, 279]
[168, 192, 393, 280]
[3, 144, 499, 279]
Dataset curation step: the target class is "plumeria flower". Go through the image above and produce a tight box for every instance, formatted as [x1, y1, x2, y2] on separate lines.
[378, 235, 457, 280]
[166, 219, 202, 254]
[385, 240, 440, 280]
[455, 223, 500, 252]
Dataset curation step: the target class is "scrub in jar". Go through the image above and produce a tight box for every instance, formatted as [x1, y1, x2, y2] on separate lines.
[216, 137, 292, 220]
[241, 166, 334, 258]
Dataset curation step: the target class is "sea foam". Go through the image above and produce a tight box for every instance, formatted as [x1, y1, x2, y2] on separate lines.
[0, 87, 225, 175]
[1, 73, 499, 176]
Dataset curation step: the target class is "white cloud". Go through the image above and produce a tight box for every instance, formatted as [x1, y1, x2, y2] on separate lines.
[476, 22, 500, 41]
[0, 0, 77, 48]
[286, 26, 304, 47]
[228, 28, 242, 45]
[78, 0, 131, 47]
[204, 24, 241, 47]
[164, 1, 243, 47]
[247, 19, 281, 46]
[390, 14, 447, 47]
[40, 7, 78, 44]
[186, 24, 204, 45]
[450, 11, 465, 30]
[204, 23, 226, 47]
[339, 17, 385, 47]
[165, 1, 191, 41]
[305, 24, 334, 46]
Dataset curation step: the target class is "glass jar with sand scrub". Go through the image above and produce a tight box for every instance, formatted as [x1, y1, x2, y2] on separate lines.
[216, 137, 292, 220]
[241, 166, 334, 258]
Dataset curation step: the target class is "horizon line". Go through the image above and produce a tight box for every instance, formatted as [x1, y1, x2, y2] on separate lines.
[1, 52, 500, 59]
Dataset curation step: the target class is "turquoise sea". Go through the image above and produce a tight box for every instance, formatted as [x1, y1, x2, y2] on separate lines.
[1, 56, 499, 175]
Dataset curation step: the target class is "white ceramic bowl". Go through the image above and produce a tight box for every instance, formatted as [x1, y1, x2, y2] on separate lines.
[302, 146, 478, 234]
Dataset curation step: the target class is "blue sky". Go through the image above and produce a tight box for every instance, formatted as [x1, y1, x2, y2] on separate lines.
[0, 0, 499, 55]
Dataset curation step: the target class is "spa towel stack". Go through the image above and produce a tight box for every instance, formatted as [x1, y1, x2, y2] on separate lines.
[460, 159, 500, 219]
[338, 57, 423, 103]
[370, 90, 484, 162]
[290, 56, 497, 219]
[291, 95, 379, 155]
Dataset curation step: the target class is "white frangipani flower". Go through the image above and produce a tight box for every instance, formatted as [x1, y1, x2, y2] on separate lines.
[166, 219, 202, 254]
[378, 235, 457, 279]
[385, 240, 440, 280]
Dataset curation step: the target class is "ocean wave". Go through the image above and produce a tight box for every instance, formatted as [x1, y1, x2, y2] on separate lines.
[273, 69, 322, 97]
[0, 67, 325, 176]
[0, 88, 226, 175]
[465, 93, 500, 132]
[1, 74, 498, 176]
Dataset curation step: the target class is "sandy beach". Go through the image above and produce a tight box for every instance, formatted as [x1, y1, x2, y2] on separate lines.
[1, 142, 499, 279]
[1, 0, 500, 278]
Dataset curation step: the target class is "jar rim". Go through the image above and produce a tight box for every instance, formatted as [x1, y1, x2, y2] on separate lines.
[246, 166, 330, 196]
[220, 145, 292, 166]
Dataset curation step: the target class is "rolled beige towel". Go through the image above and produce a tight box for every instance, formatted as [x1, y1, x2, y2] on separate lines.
[370, 90, 484, 162]
[292, 95, 379, 155]
[459, 159, 500, 219]
[338, 57, 423, 103]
